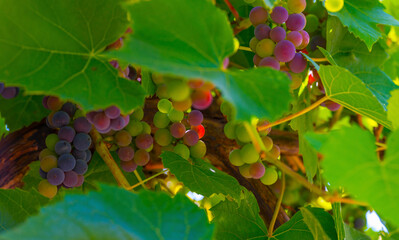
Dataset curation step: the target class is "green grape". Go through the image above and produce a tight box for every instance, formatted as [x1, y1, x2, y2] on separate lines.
[45, 134, 59, 151]
[157, 99, 172, 113]
[262, 136, 273, 152]
[325, 0, 344, 13]
[156, 84, 169, 99]
[125, 120, 143, 136]
[38, 180, 57, 198]
[235, 123, 251, 143]
[40, 155, 57, 172]
[256, 39, 275, 58]
[168, 108, 184, 122]
[190, 140, 206, 158]
[260, 167, 278, 185]
[249, 37, 259, 52]
[174, 144, 190, 160]
[220, 101, 235, 119]
[240, 143, 259, 164]
[141, 122, 152, 134]
[153, 112, 170, 128]
[287, 0, 306, 13]
[229, 149, 244, 166]
[304, 14, 319, 33]
[132, 108, 144, 121]
[239, 164, 252, 178]
[224, 121, 236, 140]
[269, 145, 280, 159]
[166, 79, 190, 101]
[154, 128, 173, 146]
[39, 148, 55, 161]
[115, 130, 132, 147]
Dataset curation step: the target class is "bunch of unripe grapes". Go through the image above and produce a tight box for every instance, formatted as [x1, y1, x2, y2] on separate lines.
[0, 82, 19, 99]
[38, 97, 93, 198]
[249, 0, 309, 75]
[221, 101, 280, 186]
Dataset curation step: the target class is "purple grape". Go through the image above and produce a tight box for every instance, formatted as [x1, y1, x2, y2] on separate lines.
[58, 126, 76, 142]
[74, 175, 85, 187]
[63, 171, 78, 187]
[274, 40, 296, 62]
[308, 35, 326, 52]
[286, 14, 306, 31]
[188, 110, 203, 126]
[97, 125, 112, 134]
[73, 159, 88, 175]
[249, 162, 265, 179]
[121, 160, 138, 172]
[1, 87, 18, 99]
[58, 154, 76, 172]
[254, 24, 271, 40]
[85, 150, 92, 163]
[287, 31, 303, 48]
[86, 112, 96, 124]
[259, 57, 280, 70]
[118, 146, 135, 161]
[74, 117, 92, 133]
[109, 60, 119, 68]
[110, 116, 125, 131]
[253, 54, 262, 66]
[92, 112, 110, 131]
[73, 133, 92, 151]
[135, 134, 153, 150]
[61, 102, 76, 118]
[104, 106, 120, 119]
[298, 30, 310, 49]
[42, 96, 49, 109]
[288, 53, 307, 73]
[270, 26, 286, 43]
[72, 149, 86, 160]
[270, 6, 288, 24]
[183, 130, 199, 146]
[322, 101, 341, 111]
[170, 122, 186, 138]
[52, 111, 70, 128]
[39, 168, 47, 179]
[122, 115, 130, 128]
[54, 140, 72, 155]
[47, 168, 65, 186]
[249, 6, 268, 26]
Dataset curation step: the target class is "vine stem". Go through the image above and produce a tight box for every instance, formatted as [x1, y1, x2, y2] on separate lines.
[223, 0, 240, 21]
[126, 169, 168, 191]
[312, 58, 328, 62]
[238, 46, 252, 52]
[90, 129, 130, 188]
[258, 96, 329, 132]
[326, 196, 368, 206]
[134, 170, 147, 189]
[268, 173, 285, 237]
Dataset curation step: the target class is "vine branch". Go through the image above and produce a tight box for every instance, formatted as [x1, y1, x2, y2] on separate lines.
[268, 173, 285, 237]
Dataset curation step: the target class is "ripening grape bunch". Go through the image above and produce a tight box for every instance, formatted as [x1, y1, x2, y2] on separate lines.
[0, 82, 19, 99]
[249, 0, 309, 75]
[38, 96, 93, 198]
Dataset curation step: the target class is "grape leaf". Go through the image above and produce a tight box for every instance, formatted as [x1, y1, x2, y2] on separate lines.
[141, 70, 156, 97]
[0, 188, 49, 233]
[0, 185, 213, 240]
[210, 189, 268, 240]
[319, 65, 392, 129]
[0, 0, 146, 114]
[388, 90, 399, 130]
[316, 126, 399, 226]
[301, 207, 332, 240]
[383, 47, 399, 81]
[161, 151, 242, 201]
[344, 225, 371, 240]
[111, 0, 292, 121]
[0, 93, 49, 132]
[328, 0, 399, 50]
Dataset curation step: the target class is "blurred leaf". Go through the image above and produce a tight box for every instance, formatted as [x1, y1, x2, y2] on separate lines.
[301, 207, 332, 240]
[388, 89, 399, 130]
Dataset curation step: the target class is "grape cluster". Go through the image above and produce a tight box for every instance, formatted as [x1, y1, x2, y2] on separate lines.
[221, 101, 280, 186]
[303, 0, 328, 58]
[0, 82, 19, 99]
[38, 97, 92, 198]
[86, 106, 130, 134]
[249, 1, 309, 76]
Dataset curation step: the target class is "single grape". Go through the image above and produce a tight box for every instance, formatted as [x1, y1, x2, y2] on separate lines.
[72, 148, 86, 160]
[73, 133, 92, 151]
[287, 0, 306, 13]
[229, 149, 244, 166]
[135, 133, 153, 149]
[249, 162, 266, 179]
[288, 53, 307, 73]
[183, 130, 199, 146]
[141, 122, 152, 134]
[286, 31, 303, 48]
[239, 164, 252, 178]
[258, 120, 271, 136]
[262, 136, 274, 151]
[270, 6, 289, 24]
[167, 79, 190, 102]
[114, 130, 132, 147]
[325, 0, 344, 12]
[92, 112, 111, 131]
[322, 100, 341, 111]
[305, 14, 319, 33]
[224, 121, 236, 140]
[74, 175, 85, 187]
[249, 6, 268, 26]
[174, 144, 190, 160]
[155, 128, 173, 146]
[39, 168, 47, 179]
[253, 54, 262, 66]
[240, 144, 259, 164]
[63, 171, 78, 187]
[117, 146, 135, 161]
[254, 24, 271, 40]
[191, 124, 205, 139]
[58, 126, 76, 143]
[190, 140, 206, 158]
[260, 167, 278, 185]
[172, 98, 192, 112]
[85, 150, 92, 163]
[235, 123, 251, 143]
[168, 108, 184, 122]
[286, 14, 306, 31]
[249, 37, 259, 52]
[154, 112, 171, 128]
[157, 99, 172, 113]
[73, 159, 88, 175]
[39, 148, 55, 161]
[54, 140, 72, 155]
[52, 111, 70, 128]
[74, 117, 92, 133]
[187, 110, 203, 126]
[274, 40, 296, 62]
[47, 168, 65, 186]
[61, 102, 76, 117]
[125, 120, 143, 136]
[110, 116, 126, 131]
[259, 57, 280, 70]
[45, 134, 59, 151]
[270, 27, 286, 43]
[298, 30, 310, 49]
[121, 160, 138, 172]
[134, 149, 150, 166]
[40, 155, 58, 172]
[191, 90, 213, 110]
[256, 39, 275, 58]
[1, 87, 18, 99]
[47, 96, 62, 111]
[38, 180, 57, 198]
[58, 154, 76, 172]
[354, 218, 366, 230]
[170, 122, 186, 138]
[86, 111, 96, 124]
[104, 106, 120, 119]
[269, 145, 280, 159]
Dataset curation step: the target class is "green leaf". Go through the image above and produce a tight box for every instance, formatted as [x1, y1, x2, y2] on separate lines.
[0, 0, 146, 114]
[0, 113, 6, 136]
[301, 207, 331, 240]
[319, 65, 392, 129]
[0, 188, 49, 233]
[383, 47, 399, 81]
[328, 0, 399, 50]
[0, 185, 213, 240]
[270, 207, 337, 240]
[141, 70, 156, 97]
[318, 126, 399, 226]
[211, 189, 268, 240]
[161, 151, 242, 201]
[388, 90, 399, 130]
[344, 224, 371, 240]
[332, 203, 345, 240]
[0, 93, 49, 132]
[21, 162, 43, 191]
